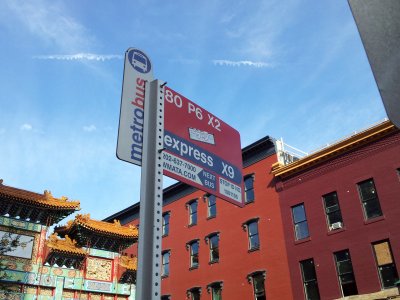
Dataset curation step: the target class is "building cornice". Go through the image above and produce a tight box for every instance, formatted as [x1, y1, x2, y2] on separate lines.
[272, 121, 397, 179]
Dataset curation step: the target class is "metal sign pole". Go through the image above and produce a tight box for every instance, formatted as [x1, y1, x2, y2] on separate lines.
[136, 79, 164, 300]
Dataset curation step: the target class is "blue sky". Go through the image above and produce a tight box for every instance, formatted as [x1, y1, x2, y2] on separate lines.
[0, 0, 386, 221]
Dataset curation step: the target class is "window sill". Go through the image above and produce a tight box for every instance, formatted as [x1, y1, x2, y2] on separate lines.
[188, 223, 197, 228]
[248, 247, 260, 253]
[364, 215, 385, 225]
[209, 260, 219, 265]
[294, 237, 311, 245]
[189, 266, 199, 271]
[162, 234, 169, 238]
[327, 228, 345, 236]
[161, 275, 169, 279]
[207, 216, 216, 221]
[244, 200, 255, 206]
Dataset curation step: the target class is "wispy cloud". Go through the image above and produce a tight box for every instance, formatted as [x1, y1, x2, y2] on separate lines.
[33, 53, 123, 61]
[213, 60, 273, 68]
[224, 0, 300, 60]
[220, 13, 235, 24]
[83, 125, 96, 132]
[299, 21, 357, 91]
[20, 124, 33, 131]
[2, 0, 94, 52]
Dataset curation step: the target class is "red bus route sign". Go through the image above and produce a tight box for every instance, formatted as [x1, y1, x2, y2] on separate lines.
[163, 86, 244, 207]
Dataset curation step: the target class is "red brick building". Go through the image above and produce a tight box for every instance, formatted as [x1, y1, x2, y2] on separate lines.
[106, 120, 400, 300]
[106, 136, 294, 299]
[272, 120, 400, 299]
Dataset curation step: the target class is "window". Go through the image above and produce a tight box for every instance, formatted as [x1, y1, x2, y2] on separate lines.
[207, 281, 223, 300]
[243, 218, 260, 251]
[244, 175, 255, 203]
[300, 258, 320, 300]
[161, 296, 170, 300]
[322, 192, 344, 230]
[372, 240, 399, 288]
[187, 287, 201, 300]
[206, 194, 217, 218]
[188, 200, 198, 226]
[206, 233, 219, 263]
[357, 178, 382, 219]
[187, 239, 199, 269]
[162, 212, 170, 236]
[161, 250, 170, 277]
[334, 249, 358, 296]
[248, 271, 266, 300]
[292, 203, 310, 240]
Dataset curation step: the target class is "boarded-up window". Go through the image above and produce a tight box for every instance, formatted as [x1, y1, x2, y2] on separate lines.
[372, 240, 399, 288]
[374, 241, 393, 266]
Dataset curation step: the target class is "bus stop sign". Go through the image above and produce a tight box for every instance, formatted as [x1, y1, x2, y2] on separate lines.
[163, 86, 244, 207]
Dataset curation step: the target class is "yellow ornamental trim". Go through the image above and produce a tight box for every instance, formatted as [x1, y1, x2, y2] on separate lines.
[69, 214, 138, 238]
[44, 190, 69, 202]
[119, 255, 137, 271]
[0, 183, 80, 210]
[46, 233, 86, 256]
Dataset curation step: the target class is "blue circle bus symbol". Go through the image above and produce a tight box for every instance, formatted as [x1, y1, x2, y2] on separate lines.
[128, 49, 151, 74]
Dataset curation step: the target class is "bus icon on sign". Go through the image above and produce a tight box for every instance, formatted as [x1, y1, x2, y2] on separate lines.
[128, 49, 151, 74]
[132, 53, 147, 71]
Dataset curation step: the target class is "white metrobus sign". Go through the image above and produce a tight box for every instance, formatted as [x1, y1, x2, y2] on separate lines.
[117, 48, 154, 166]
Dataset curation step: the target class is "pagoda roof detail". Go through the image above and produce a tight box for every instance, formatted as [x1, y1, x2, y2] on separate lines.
[46, 233, 86, 256]
[0, 182, 80, 210]
[119, 255, 137, 271]
[62, 214, 138, 238]
[55, 214, 138, 252]
[0, 181, 80, 225]
[119, 256, 137, 284]
[45, 233, 86, 269]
